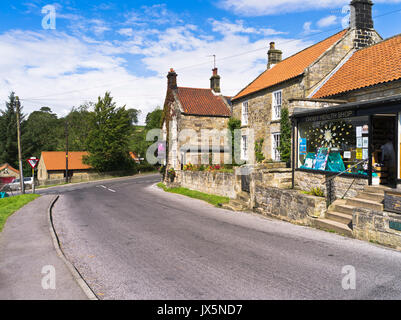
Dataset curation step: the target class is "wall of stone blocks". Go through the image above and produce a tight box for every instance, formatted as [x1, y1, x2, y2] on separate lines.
[253, 185, 327, 224]
[177, 170, 238, 199]
[353, 208, 401, 250]
[295, 170, 368, 199]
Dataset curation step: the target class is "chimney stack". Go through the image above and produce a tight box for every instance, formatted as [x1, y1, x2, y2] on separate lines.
[210, 68, 221, 93]
[267, 42, 282, 69]
[350, 0, 375, 49]
[167, 68, 177, 90]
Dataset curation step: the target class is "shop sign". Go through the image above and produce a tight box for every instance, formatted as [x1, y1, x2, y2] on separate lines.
[303, 110, 355, 123]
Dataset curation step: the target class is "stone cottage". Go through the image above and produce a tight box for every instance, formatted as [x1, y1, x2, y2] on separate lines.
[0, 163, 19, 187]
[37, 151, 92, 183]
[161, 68, 232, 171]
[231, 0, 382, 165]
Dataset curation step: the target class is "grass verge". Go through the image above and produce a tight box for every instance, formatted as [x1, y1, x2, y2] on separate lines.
[157, 183, 229, 207]
[0, 194, 40, 232]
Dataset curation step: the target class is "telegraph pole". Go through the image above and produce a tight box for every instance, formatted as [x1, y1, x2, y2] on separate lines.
[65, 120, 69, 184]
[15, 97, 25, 194]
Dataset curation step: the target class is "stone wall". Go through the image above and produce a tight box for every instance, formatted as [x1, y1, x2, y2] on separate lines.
[253, 185, 327, 224]
[295, 170, 368, 199]
[353, 208, 401, 250]
[176, 170, 237, 199]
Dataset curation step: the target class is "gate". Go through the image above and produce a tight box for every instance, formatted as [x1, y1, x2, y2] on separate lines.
[240, 166, 250, 193]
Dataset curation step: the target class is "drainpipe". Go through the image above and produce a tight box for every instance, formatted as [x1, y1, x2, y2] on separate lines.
[292, 119, 296, 189]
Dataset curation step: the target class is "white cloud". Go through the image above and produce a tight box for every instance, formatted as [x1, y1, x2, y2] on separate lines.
[302, 22, 320, 35]
[210, 19, 287, 36]
[317, 15, 338, 28]
[0, 20, 311, 124]
[218, 0, 401, 16]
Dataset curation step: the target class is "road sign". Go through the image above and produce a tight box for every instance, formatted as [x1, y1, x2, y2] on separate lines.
[27, 158, 39, 169]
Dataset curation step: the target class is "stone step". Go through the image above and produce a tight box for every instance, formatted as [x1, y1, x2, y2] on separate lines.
[357, 192, 384, 203]
[363, 186, 387, 195]
[237, 192, 250, 202]
[222, 199, 248, 212]
[326, 211, 353, 225]
[333, 204, 355, 215]
[313, 218, 353, 237]
[278, 178, 292, 184]
[346, 197, 384, 211]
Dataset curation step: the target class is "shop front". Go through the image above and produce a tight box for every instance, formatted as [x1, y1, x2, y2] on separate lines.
[291, 95, 401, 189]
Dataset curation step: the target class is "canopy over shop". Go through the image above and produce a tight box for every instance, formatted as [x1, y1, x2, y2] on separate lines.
[291, 95, 401, 187]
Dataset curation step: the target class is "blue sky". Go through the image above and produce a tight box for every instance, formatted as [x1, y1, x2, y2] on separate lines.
[0, 0, 400, 123]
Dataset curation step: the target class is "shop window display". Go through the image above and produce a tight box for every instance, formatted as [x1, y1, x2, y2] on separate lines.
[298, 116, 372, 175]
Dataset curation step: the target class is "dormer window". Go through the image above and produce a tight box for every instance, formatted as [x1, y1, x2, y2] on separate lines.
[242, 101, 249, 126]
[272, 90, 282, 120]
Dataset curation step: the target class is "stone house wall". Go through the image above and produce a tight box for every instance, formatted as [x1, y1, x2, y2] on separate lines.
[231, 29, 366, 165]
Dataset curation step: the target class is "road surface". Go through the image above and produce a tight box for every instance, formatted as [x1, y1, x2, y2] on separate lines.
[48, 174, 401, 299]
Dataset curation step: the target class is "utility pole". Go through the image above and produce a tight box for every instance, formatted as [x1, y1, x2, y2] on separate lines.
[65, 120, 69, 184]
[15, 97, 25, 194]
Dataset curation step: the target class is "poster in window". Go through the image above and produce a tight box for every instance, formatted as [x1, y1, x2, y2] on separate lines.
[299, 138, 307, 155]
[362, 125, 369, 134]
[356, 148, 363, 160]
[356, 126, 362, 138]
[313, 148, 329, 171]
[357, 137, 363, 148]
[363, 137, 369, 148]
[362, 148, 369, 160]
[343, 151, 351, 159]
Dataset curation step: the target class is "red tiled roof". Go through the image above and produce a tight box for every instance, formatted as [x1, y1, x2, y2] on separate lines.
[233, 29, 348, 101]
[313, 34, 401, 98]
[176, 87, 231, 116]
[41, 151, 92, 171]
[0, 163, 19, 174]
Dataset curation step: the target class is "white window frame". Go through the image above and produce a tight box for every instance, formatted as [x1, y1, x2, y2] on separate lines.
[242, 101, 249, 126]
[272, 133, 281, 162]
[272, 90, 282, 121]
[241, 135, 248, 161]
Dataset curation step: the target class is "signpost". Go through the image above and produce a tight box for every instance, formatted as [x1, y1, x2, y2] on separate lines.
[27, 157, 39, 194]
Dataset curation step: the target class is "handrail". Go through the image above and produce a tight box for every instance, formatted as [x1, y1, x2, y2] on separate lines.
[325, 158, 369, 206]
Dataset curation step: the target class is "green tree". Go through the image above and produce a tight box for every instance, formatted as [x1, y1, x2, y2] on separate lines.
[0, 92, 25, 168]
[22, 107, 61, 158]
[228, 118, 241, 165]
[61, 104, 93, 151]
[279, 107, 291, 164]
[130, 107, 162, 160]
[84, 92, 134, 172]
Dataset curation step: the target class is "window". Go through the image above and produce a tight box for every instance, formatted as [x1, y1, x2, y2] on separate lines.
[241, 135, 248, 160]
[272, 90, 282, 120]
[272, 133, 281, 161]
[242, 101, 249, 126]
[297, 116, 369, 174]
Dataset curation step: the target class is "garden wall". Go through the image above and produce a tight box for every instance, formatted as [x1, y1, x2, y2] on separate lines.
[353, 208, 401, 250]
[176, 170, 237, 199]
[253, 185, 326, 225]
[295, 170, 368, 199]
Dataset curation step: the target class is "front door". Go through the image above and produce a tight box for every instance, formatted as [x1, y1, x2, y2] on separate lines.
[240, 166, 250, 193]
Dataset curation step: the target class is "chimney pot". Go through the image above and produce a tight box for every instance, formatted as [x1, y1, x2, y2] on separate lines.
[210, 68, 221, 93]
[267, 42, 282, 69]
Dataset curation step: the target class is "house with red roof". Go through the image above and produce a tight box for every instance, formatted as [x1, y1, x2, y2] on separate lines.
[161, 68, 232, 170]
[37, 151, 93, 183]
[0, 163, 20, 187]
[231, 0, 382, 165]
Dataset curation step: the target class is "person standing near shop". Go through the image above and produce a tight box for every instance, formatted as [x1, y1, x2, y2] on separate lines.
[381, 136, 396, 187]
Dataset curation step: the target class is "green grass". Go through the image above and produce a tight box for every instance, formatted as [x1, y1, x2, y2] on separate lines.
[0, 194, 40, 232]
[157, 183, 230, 207]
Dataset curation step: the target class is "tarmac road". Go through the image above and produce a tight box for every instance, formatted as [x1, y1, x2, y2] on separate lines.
[51, 174, 401, 300]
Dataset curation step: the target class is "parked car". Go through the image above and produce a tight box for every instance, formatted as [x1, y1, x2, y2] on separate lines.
[6, 177, 35, 191]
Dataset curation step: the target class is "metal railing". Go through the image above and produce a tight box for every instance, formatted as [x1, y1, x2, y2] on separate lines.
[326, 159, 369, 207]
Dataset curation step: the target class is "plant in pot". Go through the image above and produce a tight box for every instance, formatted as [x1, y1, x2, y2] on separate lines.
[167, 168, 176, 182]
